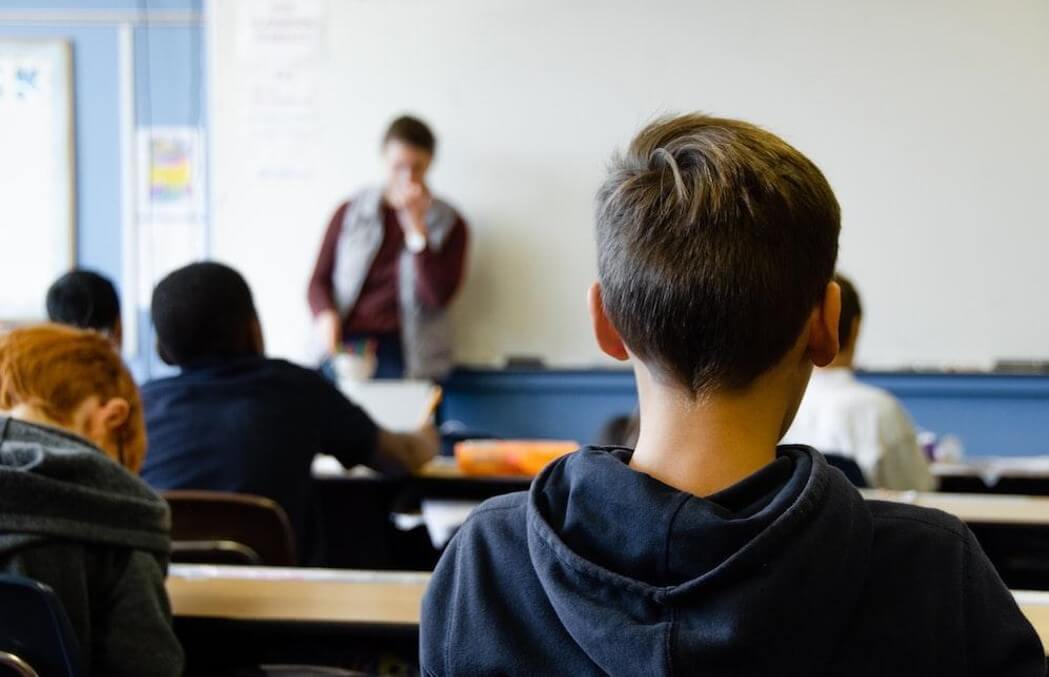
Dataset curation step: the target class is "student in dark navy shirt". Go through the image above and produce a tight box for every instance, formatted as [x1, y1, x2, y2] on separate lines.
[420, 115, 1045, 676]
[140, 262, 437, 562]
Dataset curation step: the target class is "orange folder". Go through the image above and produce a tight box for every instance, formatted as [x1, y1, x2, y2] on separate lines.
[454, 440, 579, 477]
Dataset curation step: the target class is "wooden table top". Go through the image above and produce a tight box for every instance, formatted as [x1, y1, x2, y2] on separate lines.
[313, 456, 1049, 526]
[167, 565, 1049, 654]
[862, 490, 1049, 525]
[312, 455, 532, 484]
[1015, 590, 1049, 653]
[168, 565, 430, 626]
[932, 457, 1049, 480]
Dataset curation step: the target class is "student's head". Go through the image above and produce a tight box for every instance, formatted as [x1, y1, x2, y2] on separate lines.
[0, 324, 146, 472]
[832, 273, 863, 367]
[46, 270, 122, 347]
[151, 262, 263, 366]
[590, 113, 842, 418]
[383, 115, 436, 189]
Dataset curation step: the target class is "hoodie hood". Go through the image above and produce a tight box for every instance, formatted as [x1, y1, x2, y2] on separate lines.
[0, 416, 170, 557]
[526, 445, 872, 674]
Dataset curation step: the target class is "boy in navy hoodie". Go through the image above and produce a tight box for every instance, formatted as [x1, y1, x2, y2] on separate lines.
[420, 114, 1045, 676]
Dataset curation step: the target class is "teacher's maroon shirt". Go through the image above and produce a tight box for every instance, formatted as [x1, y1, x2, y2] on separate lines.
[308, 199, 469, 335]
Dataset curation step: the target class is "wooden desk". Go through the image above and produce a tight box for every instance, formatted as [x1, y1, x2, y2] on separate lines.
[313, 458, 1049, 583]
[392, 460, 1049, 520]
[168, 564, 429, 627]
[168, 565, 1049, 656]
[934, 458, 1049, 479]
[863, 491, 1049, 590]
[863, 490, 1049, 525]
[1016, 591, 1049, 654]
[932, 458, 1049, 496]
[413, 457, 534, 495]
[314, 455, 533, 488]
[415, 456, 475, 480]
[169, 565, 429, 673]
[310, 457, 532, 570]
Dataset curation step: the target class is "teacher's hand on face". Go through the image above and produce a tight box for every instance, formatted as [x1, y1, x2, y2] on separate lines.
[317, 309, 342, 355]
[389, 180, 432, 241]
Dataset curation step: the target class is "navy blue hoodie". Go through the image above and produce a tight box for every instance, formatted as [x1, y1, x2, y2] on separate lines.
[421, 446, 1044, 676]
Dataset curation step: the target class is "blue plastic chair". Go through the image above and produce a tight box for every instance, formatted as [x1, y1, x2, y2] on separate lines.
[0, 575, 81, 677]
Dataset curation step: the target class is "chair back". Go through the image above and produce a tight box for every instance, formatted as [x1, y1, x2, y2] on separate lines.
[0, 575, 82, 677]
[823, 453, 868, 488]
[164, 490, 297, 566]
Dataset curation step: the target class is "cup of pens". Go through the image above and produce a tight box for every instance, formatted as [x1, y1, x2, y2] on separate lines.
[331, 338, 378, 382]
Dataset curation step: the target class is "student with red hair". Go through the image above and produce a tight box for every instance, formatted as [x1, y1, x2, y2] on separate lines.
[0, 324, 182, 675]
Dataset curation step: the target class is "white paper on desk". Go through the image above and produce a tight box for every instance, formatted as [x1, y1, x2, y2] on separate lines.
[337, 379, 438, 431]
[422, 499, 480, 549]
[310, 456, 379, 478]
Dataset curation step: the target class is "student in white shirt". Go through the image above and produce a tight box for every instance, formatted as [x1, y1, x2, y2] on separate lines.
[782, 274, 935, 491]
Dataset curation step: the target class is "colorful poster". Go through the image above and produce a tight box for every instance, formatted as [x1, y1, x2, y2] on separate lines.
[137, 126, 204, 221]
[135, 127, 207, 308]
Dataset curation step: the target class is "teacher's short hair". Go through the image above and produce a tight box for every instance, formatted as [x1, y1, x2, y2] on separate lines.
[152, 262, 260, 365]
[383, 115, 436, 155]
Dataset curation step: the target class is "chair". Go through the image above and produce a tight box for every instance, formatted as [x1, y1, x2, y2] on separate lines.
[823, 453, 868, 488]
[0, 574, 82, 677]
[163, 491, 297, 566]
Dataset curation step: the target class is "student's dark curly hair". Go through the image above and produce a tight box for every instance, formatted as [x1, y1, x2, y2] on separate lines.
[151, 262, 260, 366]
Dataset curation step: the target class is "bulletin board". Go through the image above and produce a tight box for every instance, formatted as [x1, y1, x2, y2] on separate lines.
[0, 39, 75, 321]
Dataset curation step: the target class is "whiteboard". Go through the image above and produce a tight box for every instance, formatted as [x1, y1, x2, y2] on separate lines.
[208, 0, 1049, 370]
[0, 40, 75, 320]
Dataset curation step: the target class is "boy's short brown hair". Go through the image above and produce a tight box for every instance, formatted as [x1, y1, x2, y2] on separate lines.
[595, 114, 840, 394]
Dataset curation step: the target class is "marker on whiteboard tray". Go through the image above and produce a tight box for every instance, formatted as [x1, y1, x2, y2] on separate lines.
[504, 355, 546, 370]
[993, 360, 1049, 374]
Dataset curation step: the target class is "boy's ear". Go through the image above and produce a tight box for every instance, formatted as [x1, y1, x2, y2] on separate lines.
[808, 280, 841, 367]
[95, 397, 130, 434]
[588, 283, 629, 362]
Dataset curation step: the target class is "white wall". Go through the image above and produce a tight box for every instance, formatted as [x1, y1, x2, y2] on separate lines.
[208, 0, 1049, 370]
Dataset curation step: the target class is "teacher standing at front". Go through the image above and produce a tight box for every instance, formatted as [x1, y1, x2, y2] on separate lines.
[308, 116, 469, 380]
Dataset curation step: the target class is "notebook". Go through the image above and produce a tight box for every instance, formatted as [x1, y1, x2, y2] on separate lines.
[337, 379, 441, 431]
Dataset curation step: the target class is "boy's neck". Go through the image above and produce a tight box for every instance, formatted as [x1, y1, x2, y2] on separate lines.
[628, 365, 798, 498]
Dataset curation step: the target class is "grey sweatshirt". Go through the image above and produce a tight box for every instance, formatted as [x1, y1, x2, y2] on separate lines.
[0, 416, 184, 676]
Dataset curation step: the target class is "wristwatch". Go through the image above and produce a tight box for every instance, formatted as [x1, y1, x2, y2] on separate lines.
[405, 230, 427, 254]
